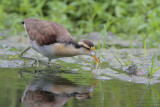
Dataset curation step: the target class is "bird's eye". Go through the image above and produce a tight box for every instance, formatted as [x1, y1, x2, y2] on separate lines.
[86, 48, 90, 50]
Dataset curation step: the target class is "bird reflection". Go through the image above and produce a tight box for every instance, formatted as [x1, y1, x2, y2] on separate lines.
[21, 74, 97, 107]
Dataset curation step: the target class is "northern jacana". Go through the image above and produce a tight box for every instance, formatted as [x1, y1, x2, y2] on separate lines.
[20, 18, 100, 66]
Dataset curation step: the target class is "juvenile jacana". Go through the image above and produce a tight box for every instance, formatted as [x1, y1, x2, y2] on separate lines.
[20, 18, 100, 66]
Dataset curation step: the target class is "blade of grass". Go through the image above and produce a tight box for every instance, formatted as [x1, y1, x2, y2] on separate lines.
[144, 39, 146, 57]
[114, 55, 123, 66]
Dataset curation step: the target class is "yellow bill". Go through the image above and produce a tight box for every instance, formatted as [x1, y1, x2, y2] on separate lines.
[91, 47, 95, 51]
[92, 55, 100, 64]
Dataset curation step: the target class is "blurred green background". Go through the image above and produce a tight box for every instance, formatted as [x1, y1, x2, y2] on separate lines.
[0, 0, 160, 48]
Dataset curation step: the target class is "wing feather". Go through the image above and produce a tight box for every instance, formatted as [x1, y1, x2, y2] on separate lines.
[24, 18, 74, 46]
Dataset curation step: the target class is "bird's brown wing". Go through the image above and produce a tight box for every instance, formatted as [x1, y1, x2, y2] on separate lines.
[24, 18, 74, 46]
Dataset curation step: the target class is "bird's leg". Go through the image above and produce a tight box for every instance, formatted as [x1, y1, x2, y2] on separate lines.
[28, 57, 50, 66]
[31, 60, 36, 67]
[48, 58, 51, 64]
[19, 47, 60, 68]
[44, 58, 51, 68]
[31, 60, 42, 67]
[19, 46, 50, 67]
[19, 46, 30, 57]
[47, 58, 51, 68]
[20, 54, 50, 67]
[36, 58, 40, 68]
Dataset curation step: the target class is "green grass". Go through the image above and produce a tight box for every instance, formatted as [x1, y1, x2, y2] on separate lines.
[130, 40, 133, 48]
[147, 55, 160, 80]
[0, 0, 160, 48]
[144, 39, 147, 57]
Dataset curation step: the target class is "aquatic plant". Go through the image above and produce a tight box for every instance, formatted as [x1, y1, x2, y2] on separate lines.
[114, 53, 123, 67]
[124, 57, 133, 66]
[130, 40, 133, 48]
[95, 22, 110, 67]
[147, 55, 160, 80]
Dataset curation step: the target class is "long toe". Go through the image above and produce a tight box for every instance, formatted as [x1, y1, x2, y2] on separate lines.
[50, 62, 62, 68]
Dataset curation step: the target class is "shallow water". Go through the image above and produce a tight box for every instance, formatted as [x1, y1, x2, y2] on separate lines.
[0, 68, 160, 107]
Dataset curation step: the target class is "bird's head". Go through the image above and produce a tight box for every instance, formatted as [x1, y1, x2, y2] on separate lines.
[78, 40, 100, 64]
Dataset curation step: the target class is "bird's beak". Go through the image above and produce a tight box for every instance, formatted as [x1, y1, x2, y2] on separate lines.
[90, 51, 100, 64]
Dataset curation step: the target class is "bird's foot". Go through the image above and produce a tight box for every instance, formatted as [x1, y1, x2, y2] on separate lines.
[19, 56, 49, 67]
[19, 54, 61, 68]
[46, 61, 61, 68]
[30, 58, 61, 68]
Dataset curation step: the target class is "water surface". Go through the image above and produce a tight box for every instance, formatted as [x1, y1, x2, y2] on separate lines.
[0, 68, 160, 107]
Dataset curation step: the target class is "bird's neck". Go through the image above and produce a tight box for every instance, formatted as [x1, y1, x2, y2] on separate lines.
[53, 42, 89, 57]
[67, 41, 90, 55]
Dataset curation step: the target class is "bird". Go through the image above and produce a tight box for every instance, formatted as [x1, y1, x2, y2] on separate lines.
[20, 18, 100, 67]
